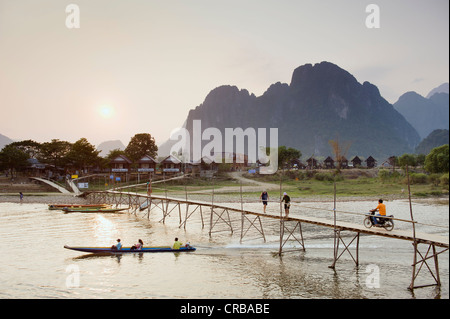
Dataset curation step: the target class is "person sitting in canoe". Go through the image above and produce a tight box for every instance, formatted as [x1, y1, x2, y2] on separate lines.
[173, 237, 183, 250]
[111, 239, 122, 250]
[131, 239, 144, 251]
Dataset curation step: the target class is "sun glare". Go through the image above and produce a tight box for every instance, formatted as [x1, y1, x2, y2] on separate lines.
[99, 105, 115, 118]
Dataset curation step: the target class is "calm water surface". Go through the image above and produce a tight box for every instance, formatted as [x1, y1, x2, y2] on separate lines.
[0, 198, 448, 299]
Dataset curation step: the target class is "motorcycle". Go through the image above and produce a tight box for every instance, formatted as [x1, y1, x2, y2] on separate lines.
[364, 211, 394, 231]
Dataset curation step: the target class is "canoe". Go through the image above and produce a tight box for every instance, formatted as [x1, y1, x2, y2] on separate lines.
[64, 245, 196, 253]
[48, 204, 110, 210]
[62, 207, 128, 213]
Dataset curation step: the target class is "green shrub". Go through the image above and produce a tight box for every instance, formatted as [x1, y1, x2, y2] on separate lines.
[428, 173, 442, 186]
[409, 173, 428, 184]
[440, 173, 449, 187]
[314, 172, 338, 182]
[378, 169, 390, 183]
[378, 169, 402, 183]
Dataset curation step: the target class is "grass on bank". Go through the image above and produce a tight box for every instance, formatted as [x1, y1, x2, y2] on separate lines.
[240, 169, 449, 199]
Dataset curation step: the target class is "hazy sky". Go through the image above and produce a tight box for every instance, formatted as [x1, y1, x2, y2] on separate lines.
[0, 0, 448, 148]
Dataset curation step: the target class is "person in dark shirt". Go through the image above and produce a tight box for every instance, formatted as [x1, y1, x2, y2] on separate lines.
[282, 192, 291, 217]
[260, 190, 269, 213]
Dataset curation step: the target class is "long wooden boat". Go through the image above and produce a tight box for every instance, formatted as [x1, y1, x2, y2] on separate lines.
[48, 204, 110, 210]
[62, 207, 128, 213]
[64, 245, 196, 253]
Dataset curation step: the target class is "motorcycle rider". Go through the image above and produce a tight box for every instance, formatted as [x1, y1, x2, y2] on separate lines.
[370, 199, 386, 226]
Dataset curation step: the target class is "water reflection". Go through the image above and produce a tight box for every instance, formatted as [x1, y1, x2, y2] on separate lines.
[92, 215, 118, 245]
[70, 253, 124, 263]
[70, 252, 151, 264]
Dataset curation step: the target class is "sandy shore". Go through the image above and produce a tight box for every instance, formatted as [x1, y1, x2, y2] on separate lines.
[0, 193, 89, 205]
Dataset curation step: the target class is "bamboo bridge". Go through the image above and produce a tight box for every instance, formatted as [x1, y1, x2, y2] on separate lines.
[82, 186, 449, 291]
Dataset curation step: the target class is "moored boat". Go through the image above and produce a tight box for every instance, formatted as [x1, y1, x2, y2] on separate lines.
[62, 207, 128, 213]
[48, 204, 110, 210]
[64, 245, 196, 253]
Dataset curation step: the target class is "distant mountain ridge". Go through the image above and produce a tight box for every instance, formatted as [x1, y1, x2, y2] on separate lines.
[97, 140, 126, 157]
[393, 90, 449, 139]
[161, 61, 421, 161]
[415, 129, 449, 155]
[426, 82, 449, 98]
[0, 133, 14, 150]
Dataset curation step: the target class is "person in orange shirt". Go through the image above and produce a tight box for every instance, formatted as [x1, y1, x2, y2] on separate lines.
[370, 199, 386, 225]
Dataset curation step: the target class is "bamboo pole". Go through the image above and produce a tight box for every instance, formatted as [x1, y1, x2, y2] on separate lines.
[433, 245, 441, 287]
[209, 177, 215, 237]
[200, 205, 204, 229]
[183, 183, 190, 230]
[278, 174, 284, 256]
[406, 165, 418, 290]
[330, 182, 338, 269]
[240, 180, 244, 243]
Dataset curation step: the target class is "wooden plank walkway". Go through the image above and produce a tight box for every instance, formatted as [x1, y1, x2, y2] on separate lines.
[112, 191, 448, 249]
[244, 210, 449, 248]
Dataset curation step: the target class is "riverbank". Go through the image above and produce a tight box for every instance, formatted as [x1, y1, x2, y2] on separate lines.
[0, 193, 88, 205]
[1, 170, 448, 205]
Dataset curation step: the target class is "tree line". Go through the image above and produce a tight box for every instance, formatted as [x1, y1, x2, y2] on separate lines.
[394, 145, 449, 173]
[0, 133, 157, 178]
[275, 144, 449, 174]
[1, 133, 448, 179]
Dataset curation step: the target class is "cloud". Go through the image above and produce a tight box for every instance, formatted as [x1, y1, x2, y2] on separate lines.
[411, 78, 425, 84]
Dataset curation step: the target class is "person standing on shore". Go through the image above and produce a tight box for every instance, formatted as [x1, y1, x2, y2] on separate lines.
[260, 190, 269, 213]
[19, 192, 23, 203]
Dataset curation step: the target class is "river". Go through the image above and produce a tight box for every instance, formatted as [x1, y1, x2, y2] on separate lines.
[0, 198, 448, 299]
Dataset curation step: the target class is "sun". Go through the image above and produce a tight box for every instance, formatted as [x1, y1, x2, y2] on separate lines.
[98, 105, 115, 119]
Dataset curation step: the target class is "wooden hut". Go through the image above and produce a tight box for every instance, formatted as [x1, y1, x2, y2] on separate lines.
[201, 156, 218, 171]
[324, 156, 335, 169]
[137, 154, 157, 173]
[109, 155, 132, 173]
[338, 156, 349, 169]
[160, 155, 182, 174]
[306, 157, 318, 169]
[27, 158, 47, 176]
[290, 158, 306, 170]
[351, 156, 362, 168]
[366, 156, 377, 168]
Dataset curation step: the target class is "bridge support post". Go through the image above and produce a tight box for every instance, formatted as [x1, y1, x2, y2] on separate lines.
[146, 197, 152, 219]
[409, 242, 448, 290]
[160, 201, 181, 224]
[329, 230, 360, 269]
[278, 218, 305, 255]
[179, 204, 204, 230]
[240, 213, 266, 243]
[209, 208, 234, 237]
